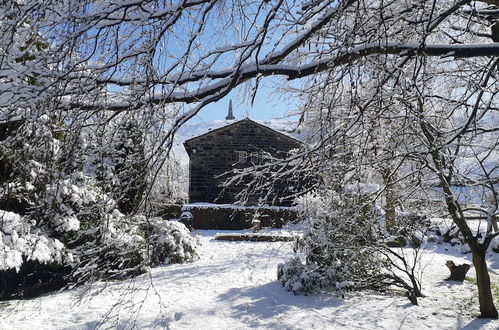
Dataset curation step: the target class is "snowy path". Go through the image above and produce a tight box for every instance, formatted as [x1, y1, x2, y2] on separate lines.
[0, 230, 498, 329]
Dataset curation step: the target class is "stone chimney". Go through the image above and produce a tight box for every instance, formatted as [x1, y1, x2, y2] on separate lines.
[225, 99, 235, 120]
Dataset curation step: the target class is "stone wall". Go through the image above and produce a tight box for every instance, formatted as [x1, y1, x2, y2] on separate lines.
[184, 119, 302, 206]
[180, 204, 298, 230]
[155, 204, 182, 220]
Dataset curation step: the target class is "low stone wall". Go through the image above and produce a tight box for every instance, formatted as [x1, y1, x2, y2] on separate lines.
[214, 233, 294, 242]
[180, 204, 298, 230]
[153, 204, 183, 220]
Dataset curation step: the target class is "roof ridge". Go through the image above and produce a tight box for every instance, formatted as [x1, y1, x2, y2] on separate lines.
[183, 118, 301, 147]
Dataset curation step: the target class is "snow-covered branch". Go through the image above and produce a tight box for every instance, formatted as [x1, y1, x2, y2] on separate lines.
[69, 42, 499, 111]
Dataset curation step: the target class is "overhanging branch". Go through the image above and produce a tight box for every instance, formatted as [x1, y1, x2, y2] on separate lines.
[71, 42, 499, 111]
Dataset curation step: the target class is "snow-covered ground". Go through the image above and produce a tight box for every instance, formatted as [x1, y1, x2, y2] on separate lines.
[0, 229, 498, 330]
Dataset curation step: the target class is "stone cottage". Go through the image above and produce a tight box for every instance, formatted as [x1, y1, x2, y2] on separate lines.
[184, 108, 303, 206]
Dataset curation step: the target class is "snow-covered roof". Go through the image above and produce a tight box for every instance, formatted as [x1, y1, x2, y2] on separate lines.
[183, 118, 302, 146]
[172, 117, 301, 164]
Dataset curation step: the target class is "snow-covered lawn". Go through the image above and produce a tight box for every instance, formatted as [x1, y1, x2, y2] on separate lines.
[0, 229, 498, 329]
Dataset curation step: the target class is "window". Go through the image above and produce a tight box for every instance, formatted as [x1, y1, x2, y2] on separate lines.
[236, 151, 247, 163]
[249, 151, 272, 165]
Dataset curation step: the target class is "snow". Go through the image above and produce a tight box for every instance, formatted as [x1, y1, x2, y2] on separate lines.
[175, 118, 300, 146]
[0, 227, 497, 329]
[0, 210, 22, 234]
[83, 40, 499, 112]
[0, 211, 70, 270]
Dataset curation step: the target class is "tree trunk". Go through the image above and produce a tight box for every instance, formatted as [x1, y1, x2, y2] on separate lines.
[472, 250, 498, 318]
[492, 216, 498, 233]
[419, 82, 498, 320]
[382, 168, 397, 233]
[445, 260, 470, 282]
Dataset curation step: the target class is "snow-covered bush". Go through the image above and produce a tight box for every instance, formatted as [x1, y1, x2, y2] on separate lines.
[0, 112, 197, 298]
[68, 216, 200, 283]
[278, 191, 389, 295]
[0, 208, 75, 298]
[0, 12, 192, 298]
[142, 218, 199, 265]
[70, 210, 147, 283]
[277, 256, 354, 294]
[72, 215, 200, 283]
[1, 127, 171, 295]
[0, 210, 71, 271]
[383, 212, 429, 247]
[35, 172, 113, 233]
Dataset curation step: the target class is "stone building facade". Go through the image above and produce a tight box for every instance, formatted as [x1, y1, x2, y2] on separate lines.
[184, 118, 302, 206]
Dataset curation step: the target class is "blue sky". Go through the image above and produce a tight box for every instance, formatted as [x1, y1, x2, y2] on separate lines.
[87, 1, 303, 126]
[187, 78, 302, 124]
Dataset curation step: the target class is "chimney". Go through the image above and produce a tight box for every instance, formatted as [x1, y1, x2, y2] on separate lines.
[225, 99, 235, 120]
